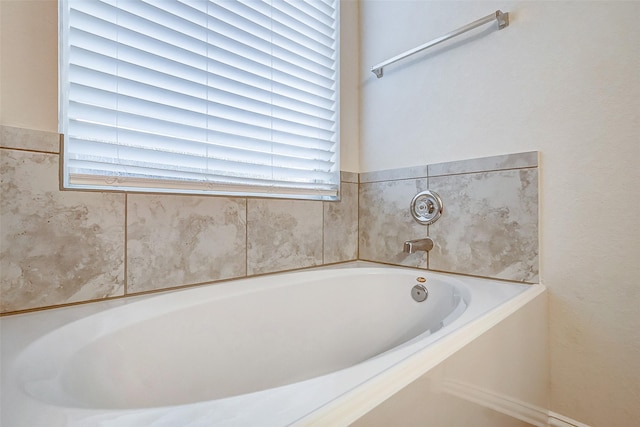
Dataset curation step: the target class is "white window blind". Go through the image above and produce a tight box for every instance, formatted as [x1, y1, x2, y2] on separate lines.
[60, 0, 339, 199]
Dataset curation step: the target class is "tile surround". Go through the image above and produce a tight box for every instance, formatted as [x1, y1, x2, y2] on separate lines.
[127, 194, 247, 293]
[0, 149, 125, 312]
[324, 182, 359, 264]
[359, 151, 539, 283]
[359, 178, 429, 268]
[0, 126, 539, 313]
[247, 198, 324, 275]
[429, 169, 539, 282]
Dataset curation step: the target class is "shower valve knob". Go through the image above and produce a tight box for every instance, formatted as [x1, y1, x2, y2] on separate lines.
[410, 190, 443, 225]
[417, 200, 434, 214]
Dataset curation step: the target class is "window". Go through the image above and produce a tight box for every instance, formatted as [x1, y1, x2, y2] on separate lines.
[60, 0, 339, 199]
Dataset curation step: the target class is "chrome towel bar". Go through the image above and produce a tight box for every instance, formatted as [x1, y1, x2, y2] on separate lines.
[371, 10, 510, 78]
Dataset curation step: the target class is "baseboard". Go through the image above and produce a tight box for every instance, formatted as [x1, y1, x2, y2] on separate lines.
[547, 411, 591, 427]
[442, 379, 549, 426]
[442, 380, 591, 427]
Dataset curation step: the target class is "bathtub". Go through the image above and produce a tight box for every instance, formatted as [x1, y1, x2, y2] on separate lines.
[0, 263, 544, 426]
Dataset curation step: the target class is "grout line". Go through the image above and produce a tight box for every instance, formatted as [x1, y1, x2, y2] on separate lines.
[124, 193, 128, 295]
[322, 196, 325, 265]
[244, 197, 249, 277]
[355, 180, 360, 261]
[356, 181, 360, 261]
[426, 175, 430, 270]
[0, 146, 59, 155]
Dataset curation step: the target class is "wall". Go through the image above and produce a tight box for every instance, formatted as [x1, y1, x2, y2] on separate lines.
[360, 1, 640, 426]
[0, 0, 58, 131]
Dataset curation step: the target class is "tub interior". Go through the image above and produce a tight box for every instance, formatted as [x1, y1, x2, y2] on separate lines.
[20, 271, 467, 410]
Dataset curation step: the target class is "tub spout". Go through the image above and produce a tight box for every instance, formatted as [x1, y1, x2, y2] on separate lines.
[403, 238, 434, 253]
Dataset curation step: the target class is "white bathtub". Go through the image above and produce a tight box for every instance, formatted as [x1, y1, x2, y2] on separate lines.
[0, 263, 544, 426]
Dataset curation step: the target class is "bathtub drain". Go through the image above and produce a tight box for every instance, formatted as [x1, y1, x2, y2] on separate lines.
[411, 284, 428, 302]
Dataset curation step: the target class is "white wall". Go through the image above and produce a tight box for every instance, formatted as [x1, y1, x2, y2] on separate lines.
[340, 0, 362, 172]
[360, 1, 640, 426]
[0, 0, 58, 131]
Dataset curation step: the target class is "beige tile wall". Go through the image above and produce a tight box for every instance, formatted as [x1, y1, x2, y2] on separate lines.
[126, 194, 247, 293]
[359, 152, 539, 283]
[0, 149, 125, 312]
[358, 177, 428, 268]
[0, 126, 538, 314]
[0, 126, 358, 314]
[429, 169, 539, 283]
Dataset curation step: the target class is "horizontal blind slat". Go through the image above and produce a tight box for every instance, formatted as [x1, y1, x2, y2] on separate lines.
[67, 139, 335, 176]
[69, 44, 336, 115]
[67, 115, 336, 162]
[69, 27, 337, 104]
[72, 3, 337, 86]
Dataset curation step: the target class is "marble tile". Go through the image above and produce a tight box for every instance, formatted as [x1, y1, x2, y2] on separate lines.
[360, 165, 429, 184]
[340, 171, 359, 184]
[428, 152, 538, 177]
[324, 182, 358, 263]
[247, 199, 323, 275]
[0, 149, 125, 313]
[359, 178, 429, 267]
[0, 125, 60, 153]
[428, 169, 539, 282]
[127, 194, 246, 293]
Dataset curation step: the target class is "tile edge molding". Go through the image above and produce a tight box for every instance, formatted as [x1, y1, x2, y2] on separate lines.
[340, 171, 359, 183]
[359, 164, 429, 184]
[428, 151, 539, 177]
[0, 124, 61, 154]
[360, 151, 538, 183]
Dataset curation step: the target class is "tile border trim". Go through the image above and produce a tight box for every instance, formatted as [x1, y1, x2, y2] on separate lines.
[360, 151, 538, 183]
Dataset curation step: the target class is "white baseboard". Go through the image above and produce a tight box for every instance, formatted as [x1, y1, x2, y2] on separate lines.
[442, 380, 591, 427]
[547, 411, 591, 427]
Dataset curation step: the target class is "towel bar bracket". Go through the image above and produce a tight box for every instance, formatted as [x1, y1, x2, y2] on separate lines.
[496, 10, 510, 30]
